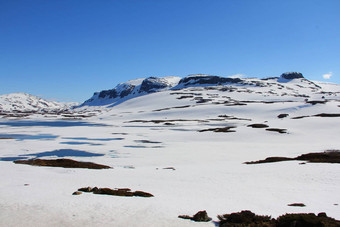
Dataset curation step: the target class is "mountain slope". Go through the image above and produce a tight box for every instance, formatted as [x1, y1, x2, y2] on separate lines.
[79, 72, 340, 110]
[0, 93, 72, 113]
[80, 76, 181, 107]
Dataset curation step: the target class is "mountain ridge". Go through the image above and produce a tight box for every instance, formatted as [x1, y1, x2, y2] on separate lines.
[78, 72, 339, 109]
[1, 72, 340, 114]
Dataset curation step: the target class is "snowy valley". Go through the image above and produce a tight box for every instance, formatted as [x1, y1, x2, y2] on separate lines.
[1, 72, 340, 226]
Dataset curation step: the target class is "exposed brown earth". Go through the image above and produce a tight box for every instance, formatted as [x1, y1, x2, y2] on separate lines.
[179, 210, 212, 222]
[179, 210, 340, 226]
[245, 150, 340, 164]
[296, 150, 340, 163]
[217, 210, 340, 227]
[77, 187, 154, 197]
[14, 158, 111, 169]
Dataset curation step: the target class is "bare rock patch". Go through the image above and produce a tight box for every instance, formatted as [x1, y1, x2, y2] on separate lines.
[14, 158, 111, 169]
[179, 210, 212, 222]
[247, 123, 269, 128]
[245, 150, 340, 164]
[77, 186, 153, 197]
[199, 126, 236, 133]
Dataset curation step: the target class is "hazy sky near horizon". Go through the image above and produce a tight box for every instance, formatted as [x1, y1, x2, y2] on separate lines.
[1, 0, 339, 102]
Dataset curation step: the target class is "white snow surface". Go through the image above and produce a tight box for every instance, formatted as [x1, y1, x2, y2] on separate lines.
[1, 78, 340, 226]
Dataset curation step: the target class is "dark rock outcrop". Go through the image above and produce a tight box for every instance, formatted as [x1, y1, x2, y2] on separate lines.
[77, 186, 154, 197]
[81, 76, 179, 106]
[277, 114, 289, 119]
[266, 128, 287, 134]
[179, 210, 212, 222]
[217, 210, 340, 227]
[247, 123, 269, 128]
[218, 210, 272, 226]
[280, 72, 304, 80]
[245, 150, 340, 164]
[288, 203, 306, 207]
[119, 85, 135, 98]
[296, 150, 340, 163]
[98, 89, 118, 99]
[199, 126, 236, 133]
[139, 77, 170, 93]
[177, 75, 242, 87]
[276, 213, 339, 227]
[14, 158, 111, 169]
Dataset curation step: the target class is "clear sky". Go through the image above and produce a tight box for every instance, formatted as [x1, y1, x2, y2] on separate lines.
[1, 0, 339, 102]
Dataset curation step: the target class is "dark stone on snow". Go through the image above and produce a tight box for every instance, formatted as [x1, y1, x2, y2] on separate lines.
[199, 126, 236, 133]
[306, 100, 327, 105]
[314, 113, 340, 117]
[296, 150, 340, 163]
[77, 186, 154, 197]
[78, 187, 93, 192]
[133, 191, 154, 197]
[247, 123, 269, 128]
[245, 157, 294, 164]
[179, 210, 212, 222]
[277, 114, 289, 119]
[288, 203, 306, 207]
[266, 128, 287, 134]
[192, 210, 212, 222]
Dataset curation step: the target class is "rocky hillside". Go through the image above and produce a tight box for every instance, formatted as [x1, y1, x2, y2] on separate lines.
[80, 76, 181, 107]
[79, 72, 339, 108]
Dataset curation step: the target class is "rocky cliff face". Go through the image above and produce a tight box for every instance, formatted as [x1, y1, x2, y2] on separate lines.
[174, 74, 243, 89]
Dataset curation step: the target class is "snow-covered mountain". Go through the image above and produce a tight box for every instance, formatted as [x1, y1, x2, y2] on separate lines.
[79, 72, 340, 109]
[1, 72, 339, 115]
[80, 76, 181, 107]
[0, 93, 73, 113]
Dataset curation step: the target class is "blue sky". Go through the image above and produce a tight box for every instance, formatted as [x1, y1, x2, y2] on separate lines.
[1, 0, 339, 102]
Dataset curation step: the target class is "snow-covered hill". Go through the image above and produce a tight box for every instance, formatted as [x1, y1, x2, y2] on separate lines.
[80, 76, 181, 107]
[0, 93, 73, 113]
[78, 72, 340, 110]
